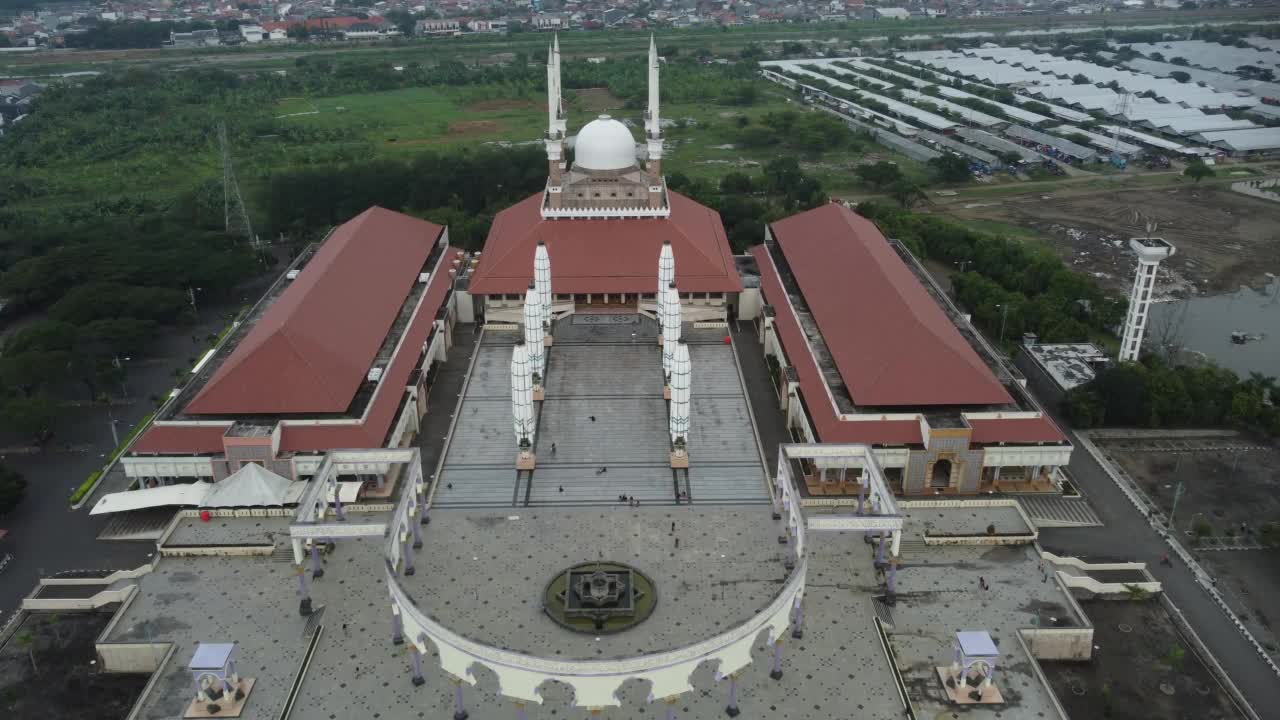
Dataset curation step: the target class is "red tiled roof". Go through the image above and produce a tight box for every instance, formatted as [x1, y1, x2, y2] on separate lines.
[279, 250, 455, 453]
[185, 207, 444, 416]
[467, 192, 742, 296]
[262, 16, 383, 31]
[767, 204, 1012, 407]
[132, 423, 232, 455]
[968, 416, 1066, 444]
[751, 244, 922, 446]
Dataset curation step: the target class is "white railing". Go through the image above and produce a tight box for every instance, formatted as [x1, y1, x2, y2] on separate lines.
[389, 558, 804, 708]
[540, 200, 671, 220]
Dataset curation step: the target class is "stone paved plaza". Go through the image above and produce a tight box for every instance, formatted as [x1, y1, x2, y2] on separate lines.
[97, 503, 1074, 720]
[401, 505, 785, 660]
[432, 322, 769, 509]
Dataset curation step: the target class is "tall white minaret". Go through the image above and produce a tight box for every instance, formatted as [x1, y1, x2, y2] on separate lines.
[645, 35, 665, 209]
[552, 35, 566, 137]
[545, 36, 565, 207]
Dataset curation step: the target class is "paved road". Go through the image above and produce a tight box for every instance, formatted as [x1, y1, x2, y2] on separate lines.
[1021, 356, 1280, 714]
[0, 302, 248, 624]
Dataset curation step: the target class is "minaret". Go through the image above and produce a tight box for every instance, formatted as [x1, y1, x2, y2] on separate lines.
[645, 35, 665, 209]
[545, 37, 565, 208]
[1118, 235, 1176, 362]
[669, 340, 691, 469]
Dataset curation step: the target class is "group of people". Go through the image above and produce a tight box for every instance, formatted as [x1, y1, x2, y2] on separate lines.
[618, 495, 641, 507]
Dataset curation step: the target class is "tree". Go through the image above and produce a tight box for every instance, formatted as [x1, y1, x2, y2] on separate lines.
[1072, 74, 1092, 85]
[0, 463, 25, 516]
[1022, 101, 1053, 116]
[928, 154, 972, 183]
[854, 161, 903, 189]
[1170, 71, 1191, 83]
[2, 395, 56, 442]
[888, 179, 927, 208]
[1184, 161, 1215, 183]
[719, 172, 754, 195]
[1170, 56, 1190, 66]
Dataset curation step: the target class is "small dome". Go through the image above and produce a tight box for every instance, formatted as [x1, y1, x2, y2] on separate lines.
[574, 115, 638, 171]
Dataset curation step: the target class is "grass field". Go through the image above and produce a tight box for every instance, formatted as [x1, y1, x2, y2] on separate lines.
[10, 76, 925, 220]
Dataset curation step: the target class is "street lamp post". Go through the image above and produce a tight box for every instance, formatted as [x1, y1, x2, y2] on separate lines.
[113, 355, 131, 400]
[107, 405, 120, 447]
[995, 303, 1010, 344]
[188, 287, 203, 321]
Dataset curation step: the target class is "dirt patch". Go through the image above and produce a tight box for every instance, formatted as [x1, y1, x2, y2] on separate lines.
[1099, 434, 1280, 662]
[940, 184, 1280, 297]
[0, 612, 150, 719]
[1042, 599, 1247, 720]
[573, 87, 622, 113]
[465, 98, 537, 112]
[447, 119, 502, 137]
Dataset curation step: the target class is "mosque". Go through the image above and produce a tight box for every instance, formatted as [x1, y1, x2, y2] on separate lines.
[58, 38, 1147, 720]
[110, 36, 1070, 503]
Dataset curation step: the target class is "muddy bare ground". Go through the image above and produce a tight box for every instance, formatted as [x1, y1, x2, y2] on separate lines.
[0, 612, 149, 719]
[941, 184, 1280, 298]
[1042, 600, 1247, 720]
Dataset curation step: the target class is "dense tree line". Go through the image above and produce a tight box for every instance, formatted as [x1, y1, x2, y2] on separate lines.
[855, 201, 1124, 345]
[1064, 359, 1279, 437]
[669, 157, 828, 252]
[260, 146, 547, 248]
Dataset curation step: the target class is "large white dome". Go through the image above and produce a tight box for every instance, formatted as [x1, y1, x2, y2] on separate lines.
[573, 115, 638, 171]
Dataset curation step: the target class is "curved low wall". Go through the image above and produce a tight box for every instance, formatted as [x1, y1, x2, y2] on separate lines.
[387, 558, 805, 708]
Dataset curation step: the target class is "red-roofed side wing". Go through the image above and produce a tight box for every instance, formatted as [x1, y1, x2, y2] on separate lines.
[185, 208, 444, 416]
[750, 245, 921, 446]
[768, 204, 1011, 407]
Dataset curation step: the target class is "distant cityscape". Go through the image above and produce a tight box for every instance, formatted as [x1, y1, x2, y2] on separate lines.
[0, 0, 1265, 49]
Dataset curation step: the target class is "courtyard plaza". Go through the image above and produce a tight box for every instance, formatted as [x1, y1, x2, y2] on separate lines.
[431, 319, 769, 509]
[96, 499, 1072, 719]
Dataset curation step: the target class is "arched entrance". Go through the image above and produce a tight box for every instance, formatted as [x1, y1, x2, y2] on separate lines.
[931, 459, 952, 489]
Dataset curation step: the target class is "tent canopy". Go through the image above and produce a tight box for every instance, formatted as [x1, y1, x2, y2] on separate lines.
[201, 463, 292, 508]
[89, 482, 210, 516]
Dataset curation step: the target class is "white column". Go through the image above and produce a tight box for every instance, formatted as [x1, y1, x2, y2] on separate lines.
[657, 240, 674, 331]
[535, 241, 552, 336]
[522, 286, 545, 380]
[511, 342, 535, 447]
[890, 529, 901, 558]
[669, 341, 691, 443]
[661, 283, 682, 380]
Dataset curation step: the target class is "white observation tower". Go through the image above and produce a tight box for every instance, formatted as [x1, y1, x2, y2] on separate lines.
[1118, 233, 1176, 363]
